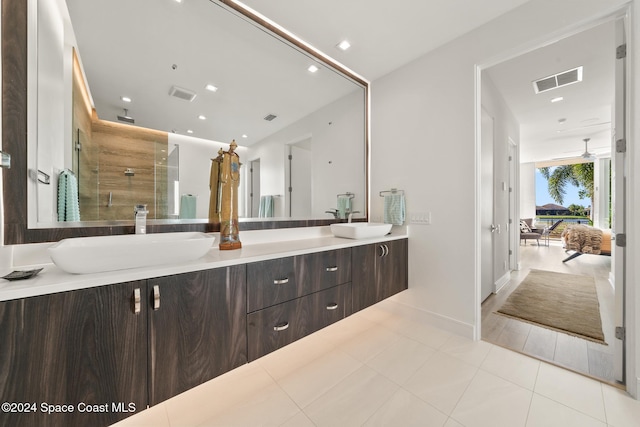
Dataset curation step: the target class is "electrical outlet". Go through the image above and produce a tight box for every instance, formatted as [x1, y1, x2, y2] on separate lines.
[409, 212, 431, 225]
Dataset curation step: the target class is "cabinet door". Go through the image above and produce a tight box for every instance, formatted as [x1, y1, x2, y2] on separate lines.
[247, 283, 350, 361]
[352, 239, 408, 312]
[0, 281, 147, 427]
[379, 239, 408, 299]
[352, 244, 378, 312]
[148, 266, 247, 405]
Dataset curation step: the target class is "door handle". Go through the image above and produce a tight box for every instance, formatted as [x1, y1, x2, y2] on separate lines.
[326, 266, 338, 272]
[490, 224, 498, 232]
[273, 278, 289, 285]
[326, 303, 339, 310]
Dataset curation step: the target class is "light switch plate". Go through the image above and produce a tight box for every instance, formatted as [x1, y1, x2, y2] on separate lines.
[410, 212, 431, 225]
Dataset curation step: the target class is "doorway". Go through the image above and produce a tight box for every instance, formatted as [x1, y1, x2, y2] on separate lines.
[477, 14, 628, 386]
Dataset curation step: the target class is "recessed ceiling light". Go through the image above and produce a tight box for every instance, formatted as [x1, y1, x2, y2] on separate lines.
[551, 97, 564, 103]
[307, 65, 319, 73]
[175, 0, 182, 3]
[187, 129, 194, 134]
[121, 96, 132, 103]
[198, 115, 206, 120]
[205, 84, 218, 92]
[336, 40, 351, 51]
[242, 134, 248, 139]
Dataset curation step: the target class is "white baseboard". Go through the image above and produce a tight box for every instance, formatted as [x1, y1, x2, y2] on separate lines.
[494, 271, 511, 294]
[385, 296, 475, 339]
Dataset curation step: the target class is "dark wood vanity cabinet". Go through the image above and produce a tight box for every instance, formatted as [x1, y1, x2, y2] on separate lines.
[0, 238, 406, 426]
[352, 239, 408, 312]
[0, 281, 147, 427]
[147, 265, 247, 405]
[246, 248, 352, 361]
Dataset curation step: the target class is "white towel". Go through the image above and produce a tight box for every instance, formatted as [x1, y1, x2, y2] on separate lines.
[383, 194, 405, 225]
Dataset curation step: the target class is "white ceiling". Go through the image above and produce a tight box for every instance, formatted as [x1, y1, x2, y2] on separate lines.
[239, 0, 616, 163]
[485, 20, 615, 163]
[66, 0, 616, 162]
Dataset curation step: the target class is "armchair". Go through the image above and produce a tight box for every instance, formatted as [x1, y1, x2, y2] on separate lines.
[519, 218, 541, 245]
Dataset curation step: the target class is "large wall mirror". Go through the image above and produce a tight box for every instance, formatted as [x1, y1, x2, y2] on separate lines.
[2, 0, 368, 244]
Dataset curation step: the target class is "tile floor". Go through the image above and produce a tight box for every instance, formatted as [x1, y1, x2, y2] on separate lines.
[111, 298, 640, 427]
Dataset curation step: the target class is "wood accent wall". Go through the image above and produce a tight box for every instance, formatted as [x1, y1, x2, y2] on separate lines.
[72, 49, 98, 220]
[90, 116, 168, 221]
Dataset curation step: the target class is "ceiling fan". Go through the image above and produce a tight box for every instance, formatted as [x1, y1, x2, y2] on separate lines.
[550, 138, 597, 162]
[579, 138, 595, 159]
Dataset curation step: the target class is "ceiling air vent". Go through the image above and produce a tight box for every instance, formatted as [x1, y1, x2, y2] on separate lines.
[263, 114, 277, 121]
[169, 85, 197, 102]
[532, 66, 583, 94]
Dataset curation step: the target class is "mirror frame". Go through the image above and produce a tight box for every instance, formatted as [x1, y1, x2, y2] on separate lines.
[2, 0, 369, 245]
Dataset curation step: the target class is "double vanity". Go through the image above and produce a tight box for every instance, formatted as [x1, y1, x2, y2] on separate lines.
[0, 226, 408, 427]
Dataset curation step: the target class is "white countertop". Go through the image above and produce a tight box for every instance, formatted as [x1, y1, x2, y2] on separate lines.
[0, 226, 408, 302]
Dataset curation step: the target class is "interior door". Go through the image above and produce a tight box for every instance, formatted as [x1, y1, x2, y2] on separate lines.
[289, 144, 312, 217]
[480, 108, 495, 301]
[612, 16, 627, 384]
[250, 159, 260, 217]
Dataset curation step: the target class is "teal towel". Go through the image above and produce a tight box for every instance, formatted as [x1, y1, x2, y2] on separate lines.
[259, 195, 274, 218]
[337, 196, 351, 219]
[384, 194, 405, 225]
[57, 170, 80, 222]
[180, 194, 197, 219]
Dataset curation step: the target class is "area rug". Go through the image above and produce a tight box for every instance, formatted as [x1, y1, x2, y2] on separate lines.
[496, 269, 606, 344]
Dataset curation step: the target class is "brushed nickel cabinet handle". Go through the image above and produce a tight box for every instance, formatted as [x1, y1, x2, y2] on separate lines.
[379, 245, 386, 257]
[133, 288, 141, 314]
[326, 303, 339, 310]
[273, 278, 289, 285]
[153, 285, 161, 310]
[273, 322, 289, 331]
[326, 266, 338, 272]
[384, 245, 389, 257]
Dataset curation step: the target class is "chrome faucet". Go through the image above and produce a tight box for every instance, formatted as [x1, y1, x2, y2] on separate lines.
[134, 204, 148, 234]
[325, 209, 339, 219]
[347, 210, 360, 223]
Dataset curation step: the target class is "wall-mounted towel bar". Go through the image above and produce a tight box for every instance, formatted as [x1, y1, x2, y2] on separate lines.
[37, 169, 51, 184]
[379, 188, 404, 197]
[337, 192, 355, 199]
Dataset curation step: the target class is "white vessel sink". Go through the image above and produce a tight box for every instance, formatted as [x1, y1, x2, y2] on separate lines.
[49, 232, 215, 274]
[330, 223, 392, 240]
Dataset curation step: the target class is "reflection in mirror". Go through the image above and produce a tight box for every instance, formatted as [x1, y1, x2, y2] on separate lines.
[28, 0, 367, 229]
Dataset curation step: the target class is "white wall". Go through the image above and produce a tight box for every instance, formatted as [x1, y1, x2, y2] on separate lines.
[370, 0, 637, 393]
[168, 134, 248, 219]
[33, 0, 68, 223]
[246, 90, 366, 219]
[519, 163, 537, 220]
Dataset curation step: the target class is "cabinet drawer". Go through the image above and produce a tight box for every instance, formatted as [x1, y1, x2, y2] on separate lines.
[247, 257, 296, 312]
[247, 283, 351, 361]
[247, 249, 351, 313]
